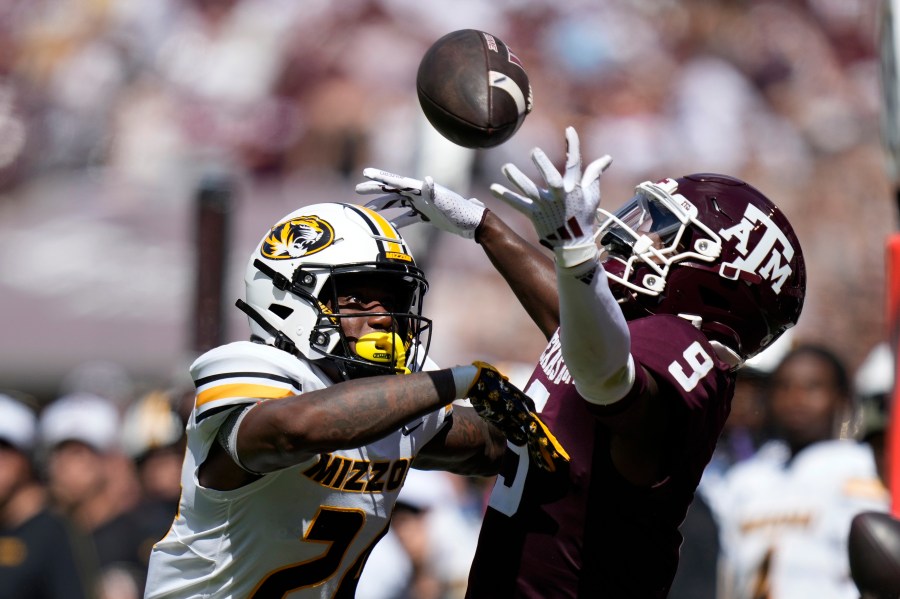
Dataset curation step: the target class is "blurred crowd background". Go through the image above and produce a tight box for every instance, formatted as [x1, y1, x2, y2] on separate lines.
[0, 0, 891, 394]
[0, 0, 896, 598]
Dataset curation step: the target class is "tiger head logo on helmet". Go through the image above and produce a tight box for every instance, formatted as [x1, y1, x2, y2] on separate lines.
[261, 216, 334, 260]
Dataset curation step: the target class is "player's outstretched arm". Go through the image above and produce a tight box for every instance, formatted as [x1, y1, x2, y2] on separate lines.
[357, 170, 561, 337]
[473, 211, 561, 338]
[413, 405, 508, 476]
[356, 170, 487, 239]
[492, 127, 634, 405]
[199, 364, 511, 489]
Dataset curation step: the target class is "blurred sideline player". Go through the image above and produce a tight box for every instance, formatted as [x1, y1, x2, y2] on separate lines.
[712, 345, 888, 599]
[0, 393, 97, 599]
[40, 392, 145, 599]
[847, 346, 897, 599]
[144, 202, 558, 598]
[118, 389, 187, 595]
[358, 126, 806, 597]
[854, 342, 892, 485]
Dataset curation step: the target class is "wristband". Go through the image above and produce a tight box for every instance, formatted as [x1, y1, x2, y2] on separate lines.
[450, 365, 479, 398]
[554, 243, 599, 269]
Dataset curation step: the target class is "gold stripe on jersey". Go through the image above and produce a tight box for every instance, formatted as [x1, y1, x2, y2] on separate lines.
[196, 383, 294, 407]
[843, 477, 890, 501]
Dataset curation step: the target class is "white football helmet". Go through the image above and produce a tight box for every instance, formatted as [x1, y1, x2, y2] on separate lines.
[237, 203, 431, 380]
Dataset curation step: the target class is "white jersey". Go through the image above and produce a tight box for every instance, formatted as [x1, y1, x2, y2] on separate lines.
[710, 439, 889, 599]
[144, 341, 451, 599]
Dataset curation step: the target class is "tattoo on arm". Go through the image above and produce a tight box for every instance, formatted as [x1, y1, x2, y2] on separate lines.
[241, 370, 458, 471]
[413, 406, 506, 476]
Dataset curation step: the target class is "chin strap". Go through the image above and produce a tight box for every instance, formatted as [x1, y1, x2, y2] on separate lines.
[710, 341, 742, 370]
[235, 299, 299, 355]
[677, 313, 743, 370]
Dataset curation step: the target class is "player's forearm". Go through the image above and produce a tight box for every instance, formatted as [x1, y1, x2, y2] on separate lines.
[240, 370, 458, 471]
[475, 210, 560, 338]
[413, 406, 506, 476]
[555, 253, 635, 405]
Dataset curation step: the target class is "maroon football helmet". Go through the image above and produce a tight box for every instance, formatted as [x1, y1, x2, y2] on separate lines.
[597, 173, 806, 363]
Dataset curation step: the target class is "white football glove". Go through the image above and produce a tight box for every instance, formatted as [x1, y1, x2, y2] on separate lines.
[490, 127, 612, 267]
[356, 169, 486, 239]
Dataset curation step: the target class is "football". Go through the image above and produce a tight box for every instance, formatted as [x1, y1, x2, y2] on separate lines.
[416, 29, 532, 149]
[848, 511, 900, 596]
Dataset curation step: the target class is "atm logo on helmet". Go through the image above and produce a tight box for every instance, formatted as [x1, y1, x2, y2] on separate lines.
[717, 204, 795, 295]
[261, 216, 335, 260]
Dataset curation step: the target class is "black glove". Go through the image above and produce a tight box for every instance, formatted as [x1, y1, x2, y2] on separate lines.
[467, 361, 570, 472]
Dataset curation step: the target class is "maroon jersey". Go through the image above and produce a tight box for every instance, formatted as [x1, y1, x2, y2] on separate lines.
[466, 314, 736, 598]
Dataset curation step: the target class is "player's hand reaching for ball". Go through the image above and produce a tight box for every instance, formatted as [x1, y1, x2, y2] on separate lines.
[463, 361, 570, 473]
[356, 169, 486, 239]
[491, 127, 612, 268]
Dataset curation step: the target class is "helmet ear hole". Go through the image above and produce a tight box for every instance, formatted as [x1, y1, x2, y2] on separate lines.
[269, 304, 294, 320]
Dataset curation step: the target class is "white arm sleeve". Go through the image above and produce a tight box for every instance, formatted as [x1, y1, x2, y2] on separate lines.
[555, 247, 635, 405]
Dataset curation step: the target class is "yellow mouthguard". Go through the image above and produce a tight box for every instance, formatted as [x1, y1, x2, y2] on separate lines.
[355, 332, 410, 374]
